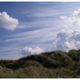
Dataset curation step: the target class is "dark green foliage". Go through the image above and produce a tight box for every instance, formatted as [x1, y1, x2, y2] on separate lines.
[68, 50, 80, 61]
[0, 49, 80, 77]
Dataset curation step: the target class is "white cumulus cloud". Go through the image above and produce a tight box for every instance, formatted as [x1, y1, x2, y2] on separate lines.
[60, 8, 80, 33]
[21, 47, 44, 56]
[54, 8, 80, 51]
[0, 12, 19, 30]
[54, 32, 78, 51]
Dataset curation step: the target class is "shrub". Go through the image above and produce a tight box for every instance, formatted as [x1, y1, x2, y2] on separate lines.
[68, 50, 80, 61]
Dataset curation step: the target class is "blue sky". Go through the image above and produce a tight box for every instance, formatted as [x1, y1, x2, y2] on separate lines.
[1, 2, 80, 59]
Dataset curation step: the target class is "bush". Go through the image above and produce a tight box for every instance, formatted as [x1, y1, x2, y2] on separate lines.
[68, 50, 80, 61]
[49, 52, 73, 67]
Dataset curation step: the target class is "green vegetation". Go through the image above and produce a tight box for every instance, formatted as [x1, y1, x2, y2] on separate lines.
[0, 50, 80, 78]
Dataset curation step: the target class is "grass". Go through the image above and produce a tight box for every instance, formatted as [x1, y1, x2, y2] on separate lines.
[0, 49, 80, 78]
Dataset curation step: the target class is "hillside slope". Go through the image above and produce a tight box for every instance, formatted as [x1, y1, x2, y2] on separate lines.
[0, 50, 80, 78]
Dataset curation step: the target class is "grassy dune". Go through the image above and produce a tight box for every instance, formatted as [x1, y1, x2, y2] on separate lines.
[0, 50, 80, 78]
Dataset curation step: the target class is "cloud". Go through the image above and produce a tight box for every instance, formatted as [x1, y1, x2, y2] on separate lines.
[32, 8, 62, 17]
[54, 32, 77, 51]
[60, 8, 80, 33]
[0, 12, 19, 30]
[21, 47, 44, 56]
[54, 8, 80, 51]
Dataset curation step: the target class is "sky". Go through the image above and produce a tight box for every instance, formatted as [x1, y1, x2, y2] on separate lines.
[1, 2, 80, 59]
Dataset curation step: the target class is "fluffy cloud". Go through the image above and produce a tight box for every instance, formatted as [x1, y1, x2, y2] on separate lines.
[54, 32, 77, 51]
[21, 47, 44, 56]
[54, 8, 80, 51]
[60, 8, 80, 33]
[0, 12, 19, 30]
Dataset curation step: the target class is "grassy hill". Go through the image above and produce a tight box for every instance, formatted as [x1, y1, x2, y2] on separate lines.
[0, 50, 80, 78]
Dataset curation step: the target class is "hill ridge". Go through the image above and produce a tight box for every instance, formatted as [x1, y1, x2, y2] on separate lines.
[0, 50, 79, 77]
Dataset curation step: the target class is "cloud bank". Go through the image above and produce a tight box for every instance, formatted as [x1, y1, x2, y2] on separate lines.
[54, 8, 80, 51]
[0, 12, 19, 30]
